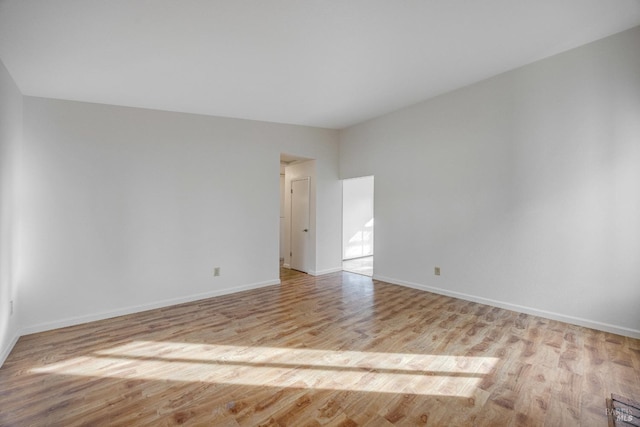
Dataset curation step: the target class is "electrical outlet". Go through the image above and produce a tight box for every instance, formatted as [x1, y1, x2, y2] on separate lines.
[214, 267, 220, 277]
[434, 266, 441, 276]
[10, 300, 13, 315]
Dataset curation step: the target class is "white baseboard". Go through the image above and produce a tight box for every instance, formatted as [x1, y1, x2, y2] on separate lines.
[309, 266, 343, 276]
[20, 279, 280, 336]
[0, 332, 20, 368]
[373, 274, 640, 339]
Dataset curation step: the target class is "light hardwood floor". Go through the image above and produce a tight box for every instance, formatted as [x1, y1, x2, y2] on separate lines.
[1, 269, 639, 426]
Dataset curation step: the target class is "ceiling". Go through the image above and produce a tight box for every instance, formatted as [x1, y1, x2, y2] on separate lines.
[1, 1, 639, 129]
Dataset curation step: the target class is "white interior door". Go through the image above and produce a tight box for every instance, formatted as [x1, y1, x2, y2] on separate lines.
[291, 178, 310, 272]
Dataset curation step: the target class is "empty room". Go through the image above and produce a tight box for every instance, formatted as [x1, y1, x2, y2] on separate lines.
[1, 1, 639, 425]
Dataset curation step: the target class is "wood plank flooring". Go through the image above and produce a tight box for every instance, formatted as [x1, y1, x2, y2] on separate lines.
[1, 269, 639, 426]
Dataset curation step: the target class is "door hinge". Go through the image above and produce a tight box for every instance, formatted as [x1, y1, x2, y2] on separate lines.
[290, 251, 292, 257]
[291, 189, 293, 194]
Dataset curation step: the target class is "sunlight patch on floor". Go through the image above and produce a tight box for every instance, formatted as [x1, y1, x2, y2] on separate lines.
[32, 341, 498, 398]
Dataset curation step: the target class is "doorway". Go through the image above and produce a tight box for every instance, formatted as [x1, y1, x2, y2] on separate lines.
[342, 176, 374, 277]
[279, 153, 314, 275]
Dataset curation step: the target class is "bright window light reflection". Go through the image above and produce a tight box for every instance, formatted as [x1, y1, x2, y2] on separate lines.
[32, 341, 498, 398]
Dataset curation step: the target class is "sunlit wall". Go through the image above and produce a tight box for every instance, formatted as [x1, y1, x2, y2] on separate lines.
[339, 26, 640, 337]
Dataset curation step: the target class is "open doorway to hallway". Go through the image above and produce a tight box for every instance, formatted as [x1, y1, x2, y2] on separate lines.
[342, 176, 374, 277]
[280, 153, 315, 276]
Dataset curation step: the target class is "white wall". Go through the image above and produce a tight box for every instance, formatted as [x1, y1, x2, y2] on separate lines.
[312, 152, 343, 275]
[339, 26, 640, 337]
[0, 59, 22, 364]
[18, 97, 341, 333]
[343, 176, 374, 260]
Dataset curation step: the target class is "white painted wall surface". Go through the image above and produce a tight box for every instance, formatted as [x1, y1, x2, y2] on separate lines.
[309, 145, 343, 275]
[339, 27, 640, 337]
[18, 97, 341, 333]
[343, 176, 374, 260]
[0, 59, 22, 364]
